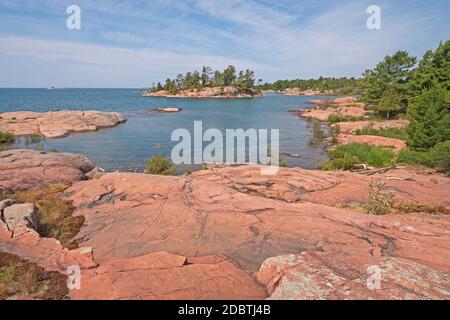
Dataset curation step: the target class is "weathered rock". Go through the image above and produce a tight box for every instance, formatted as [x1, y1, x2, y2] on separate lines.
[63, 166, 450, 273]
[0, 149, 95, 190]
[336, 134, 406, 150]
[334, 120, 410, 134]
[297, 106, 367, 121]
[71, 252, 266, 300]
[2, 159, 449, 300]
[0, 110, 127, 138]
[2, 203, 38, 233]
[257, 252, 450, 300]
[0, 223, 97, 274]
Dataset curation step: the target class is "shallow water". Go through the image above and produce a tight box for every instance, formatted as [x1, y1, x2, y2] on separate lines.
[0, 88, 330, 171]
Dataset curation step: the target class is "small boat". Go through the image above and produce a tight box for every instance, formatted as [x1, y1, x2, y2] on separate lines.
[47, 86, 56, 90]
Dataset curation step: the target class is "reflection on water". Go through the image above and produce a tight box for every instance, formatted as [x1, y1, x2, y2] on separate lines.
[0, 89, 330, 171]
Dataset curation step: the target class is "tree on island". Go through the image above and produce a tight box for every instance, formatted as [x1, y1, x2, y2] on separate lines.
[151, 65, 258, 95]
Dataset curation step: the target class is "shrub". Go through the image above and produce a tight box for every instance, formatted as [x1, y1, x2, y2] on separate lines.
[328, 115, 365, 124]
[0, 131, 14, 144]
[355, 127, 408, 140]
[363, 181, 395, 215]
[323, 143, 396, 170]
[397, 141, 450, 175]
[309, 120, 326, 146]
[145, 154, 176, 175]
[427, 140, 450, 175]
[329, 124, 341, 144]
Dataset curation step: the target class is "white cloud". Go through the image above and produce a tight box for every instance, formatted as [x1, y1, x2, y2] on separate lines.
[0, 35, 275, 87]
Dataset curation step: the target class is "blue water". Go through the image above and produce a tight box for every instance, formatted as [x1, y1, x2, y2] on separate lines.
[0, 88, 329, 171]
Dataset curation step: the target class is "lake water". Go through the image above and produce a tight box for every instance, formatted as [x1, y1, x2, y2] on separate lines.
[0, 88, 330, 172]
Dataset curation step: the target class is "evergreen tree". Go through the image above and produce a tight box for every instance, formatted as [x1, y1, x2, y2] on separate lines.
[376, 87, 402, 119]
[362, 51, 417, 106]
[407, 82, 450, 151]
[409, 40, 450, 97]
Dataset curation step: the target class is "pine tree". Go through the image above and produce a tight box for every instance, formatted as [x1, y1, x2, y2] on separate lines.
[407, 82, 450, 151]
[376, 87, 402, 119]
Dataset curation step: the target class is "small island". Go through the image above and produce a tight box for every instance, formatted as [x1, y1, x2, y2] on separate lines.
[142, 65, 262, 98]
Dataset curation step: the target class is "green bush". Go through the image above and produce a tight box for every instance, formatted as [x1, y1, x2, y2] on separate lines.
[323, 143, 396, 170]
[427, 141, 450, 174]
[0, 131, 14, 144]
[397, 141, 450, 175]
[145, 154, 176, 175]
[327, 115, 365, 124]
[355, 127, 408, 140]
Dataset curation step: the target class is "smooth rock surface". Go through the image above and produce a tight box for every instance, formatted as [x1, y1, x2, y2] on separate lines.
[336, 134, 407, 150]
[334, 120, 410, 134]
[0, 110, 126, 138]
[71, 252, 266, 300]
[0, 149, 96, 190]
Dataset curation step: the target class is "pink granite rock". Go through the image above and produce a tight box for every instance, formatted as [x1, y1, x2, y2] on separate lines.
[0, 110, 126, 138]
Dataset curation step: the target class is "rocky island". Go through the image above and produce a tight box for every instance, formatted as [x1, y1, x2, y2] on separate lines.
[142, 65, 261, 98]
[0, 110, 127, 138]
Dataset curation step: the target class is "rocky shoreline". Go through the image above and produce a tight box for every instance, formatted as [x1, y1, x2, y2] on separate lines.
[1, 149, 449, 300]
[293, 97, 410, 150]
[0, 110, 127, 139]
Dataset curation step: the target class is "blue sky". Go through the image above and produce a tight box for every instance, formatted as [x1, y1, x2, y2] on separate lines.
[0, 0, 449, 88]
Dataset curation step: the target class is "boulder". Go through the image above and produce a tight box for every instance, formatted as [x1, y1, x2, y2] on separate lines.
[257, 252, 450, 300]
[0, 149, 95, 190]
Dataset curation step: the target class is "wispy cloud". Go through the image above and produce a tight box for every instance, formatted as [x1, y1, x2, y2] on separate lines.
[0, 0, 448, 87]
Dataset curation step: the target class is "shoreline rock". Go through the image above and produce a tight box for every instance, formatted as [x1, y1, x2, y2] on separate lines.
[335, 134, 407, 150]
[334, 120, 410, 134]
[0, 110, 127, 138]
[0, 149, 96, 190]
[156, 107, 182, 113]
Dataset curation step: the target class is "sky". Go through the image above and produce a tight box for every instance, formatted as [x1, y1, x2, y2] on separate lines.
[0, 0, 449, 88]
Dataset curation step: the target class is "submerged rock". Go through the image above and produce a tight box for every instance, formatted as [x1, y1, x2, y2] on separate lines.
[0, 110, 127, 138]
[156, 107, 182, 113]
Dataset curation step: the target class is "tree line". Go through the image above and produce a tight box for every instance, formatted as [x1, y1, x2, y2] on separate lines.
[151, 66, 258, 94]
[360, 40, 449, 152]
[259, 77, 363, 94]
